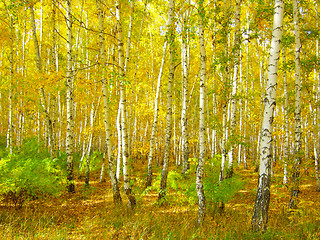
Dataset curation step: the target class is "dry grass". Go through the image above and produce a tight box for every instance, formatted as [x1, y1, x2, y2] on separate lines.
[0, 165, 319, 239]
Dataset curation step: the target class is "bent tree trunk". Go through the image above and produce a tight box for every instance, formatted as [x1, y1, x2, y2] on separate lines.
[251, 0, 284, 232]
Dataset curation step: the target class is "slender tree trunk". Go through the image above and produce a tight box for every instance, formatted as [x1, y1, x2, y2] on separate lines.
[219, 0, 230, 182]
[243, 4, 250, 169]
[116, 104, 122, 180]
[196, 0, 206, 226]
[255, 40, 266, 173]
[251, 0, 284, 231]
[97, 0, 121, 203]
[66, 0, 75, 193]
[146, 41, 167, 187]
[238, 56, 243, 166]
[316, 0, 320, 192]
[227, 0, 241, 178]
[181, 11, 190, 174]
[159, 0, 175, 202]
[116, 0, 136, 209]
[289, 0, 302, 209]
[30, 4, 55, 156]
[7, 3, 14, 154]
[283, 48, 289, 185]
[220, 102, 227, 182]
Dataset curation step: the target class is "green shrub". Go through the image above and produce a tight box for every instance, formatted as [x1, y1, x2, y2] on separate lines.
[145, 156, 246, 208]
[0, 138, 66, 207]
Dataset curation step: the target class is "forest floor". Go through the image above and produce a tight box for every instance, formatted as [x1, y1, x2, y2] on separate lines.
[0, 163, 320, 240]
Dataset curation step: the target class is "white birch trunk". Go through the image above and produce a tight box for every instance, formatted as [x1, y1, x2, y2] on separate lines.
[316, 0, 320, 192]
[146, 41, 167, 187]
[66, 0, 75, 193]
[227, 0, 241, 177]
[116, 105, 122, 181]
[251, 0, 284, 231]
[116, 0, 136, 209]
[220, 103, 227, 182]
[282, 48, 289, 185]
[181, 12, 190, 174]
[7, 5, 14, 154]
[159, 0, 175, 201]
[289, 0, 302, 209]
[30, 4, 55, 156]
[196, 0, 206, 226]
[97, 0, 121, 203]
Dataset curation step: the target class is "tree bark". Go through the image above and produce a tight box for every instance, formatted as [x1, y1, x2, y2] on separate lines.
[30, 4, 55, 156]
[196, 0, 206, 226]
[66, 0, 75, 193]
[159, 0, 175, 202]
[97, 0, 121, 203]
[227, 0, 241, 178]
[146, 41, 167, 187]
[181, 10, 190, 174]
[251, 0, 284, 232]
[316, 0, 320, 192]
[289, 0, 302, 209]
[116, 0, 136, 209]
[282, 48, 289, 185]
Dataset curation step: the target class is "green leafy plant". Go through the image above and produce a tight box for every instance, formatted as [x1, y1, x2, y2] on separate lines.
[0, 138, 66, 207]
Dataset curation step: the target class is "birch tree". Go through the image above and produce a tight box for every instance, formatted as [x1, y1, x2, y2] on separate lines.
[116, 0, 136, 208]
[181, 6, 190, 174]
[282, 47, 289, 185]
[146, 41, 167, 187]
[316, 0, 320, 192]
[196, 0, 206, 226]
[66, 0, 75, 193]
[97, 0, 121, 203]
[251, 0, 284, 231]
[227, 0, 241, 178]
[30, 4, 55, 156]
[289, 0, 302, 209]
[6, 0, 14, 155]
[159, 0, 175, 201]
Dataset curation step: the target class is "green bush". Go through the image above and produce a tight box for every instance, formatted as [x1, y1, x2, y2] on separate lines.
[0, 138, 66, 207]
[145, 156, 246, 208]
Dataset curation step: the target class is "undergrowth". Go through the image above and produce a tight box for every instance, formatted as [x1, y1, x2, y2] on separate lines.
[0, 139, 319, 239]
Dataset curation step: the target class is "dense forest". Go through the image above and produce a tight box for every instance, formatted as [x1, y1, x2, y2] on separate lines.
[0, 0, 320, 238]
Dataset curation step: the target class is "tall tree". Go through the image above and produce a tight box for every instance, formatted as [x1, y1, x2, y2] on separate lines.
[6, 0, 14, 155]
[181, 4, 190, 174]
[66, 0, 75, 193]
[251, 0, 284, 231]
[29, 3, 55, 156]
[196, 0, 207, 226]
[116, 0, 136, 208]
[227, 0, 241, 178]
[159, 0, 175, 201]
[97, 0, 121, 203]
[289, 0, 302, 209]
[316, 0, 320, 192]
[146, 41, 167, 187]
[282, 47, 289, 185]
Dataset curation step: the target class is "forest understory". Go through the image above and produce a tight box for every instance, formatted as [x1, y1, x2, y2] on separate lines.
[0, 156, 319, 240]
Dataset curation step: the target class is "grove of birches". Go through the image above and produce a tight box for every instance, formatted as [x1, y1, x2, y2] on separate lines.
[0, 0, 320, 238]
